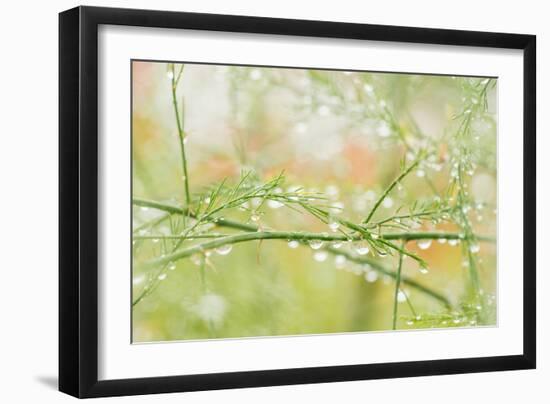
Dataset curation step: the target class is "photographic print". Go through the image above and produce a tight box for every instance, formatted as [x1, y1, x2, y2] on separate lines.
[131, 61, 497, 343]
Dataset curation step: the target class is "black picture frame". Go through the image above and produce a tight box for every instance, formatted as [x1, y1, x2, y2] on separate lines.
[59, 5, 536, 398]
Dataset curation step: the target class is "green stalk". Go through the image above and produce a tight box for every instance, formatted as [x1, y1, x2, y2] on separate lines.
[323, 246, 450, 308]
[133, 230, 451, 308]
[132, 198, 494, 243]
[170, 64, 191, 207]
[133, 197, 256, 232]
[392, 240, 406, 330]
[137, 230, 456, 307]
[456, 165, 481, 298]
[363, 158, 421, 224]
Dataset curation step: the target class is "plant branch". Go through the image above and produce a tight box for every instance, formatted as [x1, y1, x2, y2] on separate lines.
[363, 158, 421, 224]
[132, 198, 495, 243]
[133, 197, 256, 232]
[137, 229, 453, 308]
[134, 230, 466, 308]
[170, 64, 191, 207]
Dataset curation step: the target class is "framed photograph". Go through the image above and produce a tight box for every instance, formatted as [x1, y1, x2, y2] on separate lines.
[59, 6, 536, 398]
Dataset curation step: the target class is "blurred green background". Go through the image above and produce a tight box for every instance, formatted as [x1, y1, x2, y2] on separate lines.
[132, 61, 497, 342]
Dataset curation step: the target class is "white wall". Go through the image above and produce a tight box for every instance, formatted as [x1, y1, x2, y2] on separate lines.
[0, 0, 545, 402]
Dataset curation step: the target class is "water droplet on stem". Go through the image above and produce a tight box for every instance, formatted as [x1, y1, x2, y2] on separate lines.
[469, 243, 480, 254]
[328, 219, 340, 232]
[308, 240, 324, 250]
[355, 242, 370, 255]
[417, 239, 432, 250]
[215, 244, 233, 255]
[267, 199, 284, 209]
[288, 240, 299, 249]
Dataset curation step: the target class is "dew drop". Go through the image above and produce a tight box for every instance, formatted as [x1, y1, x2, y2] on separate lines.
[406, 320, 414, 326]
[158, 273, 167, 281]
[419, 266, 429, 275]
[448, 239, 459, 247]
[313, 251, 328, 262]
[334, 255, 347, 269]
[416, 169, 426, 178]
[469, 243, 480, 254]
[382, 197, 394, 209]
[328, 220, 340, 232]
[437, 238, 447, 244]
[288, 240, 300, 249]
[331, 241, 343, 249]
[132, 275, 144, 286]
[267, 199, 284, 209]
[166, 71, 174, 80]
[417, 239, 432, 250]
[453, 318, 461, 324]
[168, 262, 176, 271]
[308, 240, 324, 250]
[152, 238, 160, 244]
[355, 243, 370, 256]
[325, 185, 339, 198]
[330, 201, 344, 214]
[215, 244, 233, 255]
[238, 201, 250, 211]
[397, 291, 407, 303]
[250, 212, 261, 222]
[365, 271, 378, 283]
